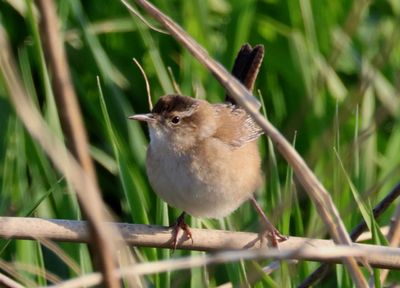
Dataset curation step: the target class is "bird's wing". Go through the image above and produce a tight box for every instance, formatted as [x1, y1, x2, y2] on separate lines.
[212, 104, 263, 148]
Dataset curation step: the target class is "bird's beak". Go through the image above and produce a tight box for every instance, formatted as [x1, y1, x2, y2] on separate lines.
[128, 113, 156, 123]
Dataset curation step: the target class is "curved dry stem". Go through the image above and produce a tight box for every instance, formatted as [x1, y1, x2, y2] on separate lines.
[133, 58, 153, 110]
[167, 66, 183, 94]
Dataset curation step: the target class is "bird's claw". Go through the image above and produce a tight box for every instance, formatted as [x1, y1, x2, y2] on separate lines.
[169, 212, 193, 251]
[259, 225, 288, 247]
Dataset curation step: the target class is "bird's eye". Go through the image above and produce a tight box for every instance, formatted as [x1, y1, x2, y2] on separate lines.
[171, 116, 180, 124]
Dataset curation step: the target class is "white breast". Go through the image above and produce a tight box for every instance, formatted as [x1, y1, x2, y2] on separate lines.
[146, 129, 258, 219]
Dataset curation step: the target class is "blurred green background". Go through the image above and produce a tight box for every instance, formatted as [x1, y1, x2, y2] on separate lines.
[1, 0, 400, 287]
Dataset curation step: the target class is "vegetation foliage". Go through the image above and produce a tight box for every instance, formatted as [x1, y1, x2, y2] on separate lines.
[0, 0, 399, 286]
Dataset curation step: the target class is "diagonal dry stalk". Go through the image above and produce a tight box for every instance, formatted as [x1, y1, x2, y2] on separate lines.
[0, 22, 121, 288]
[123, 0, 367, 286]
[35, 1, 119, 287]
[299, 182, 400, 287]
[0, 259, 37, 287]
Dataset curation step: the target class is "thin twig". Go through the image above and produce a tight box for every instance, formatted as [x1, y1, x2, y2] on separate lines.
[133, 58, 153, 110]
[46, 243, 400, 288]
[121, 0, 168, 34]
[125, 0, 367, 285]
[167, 66, 183, 94]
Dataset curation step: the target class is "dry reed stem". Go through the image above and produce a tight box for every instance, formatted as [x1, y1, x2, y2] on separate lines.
[35, 1, 119, 287]
[126, 0, 367, 285]
[0, 22, 120, 288]
[45, 243, 400, 288]
[0, 217, 399, 270]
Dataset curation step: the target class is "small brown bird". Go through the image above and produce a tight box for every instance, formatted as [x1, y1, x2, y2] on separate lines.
[130, 44, 285, 248]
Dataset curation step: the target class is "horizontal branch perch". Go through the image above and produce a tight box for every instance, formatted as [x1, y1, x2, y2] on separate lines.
[1, 217, 399, 270]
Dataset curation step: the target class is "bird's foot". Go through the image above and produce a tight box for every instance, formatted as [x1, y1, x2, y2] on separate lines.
[259, 224, 288, 247]
[169, 212, 193, 251]
[249, 196, 288, 247]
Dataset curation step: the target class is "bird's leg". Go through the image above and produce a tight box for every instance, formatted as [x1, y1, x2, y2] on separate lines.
[249, 196, 288, 247]
[169, 212, 193, 250]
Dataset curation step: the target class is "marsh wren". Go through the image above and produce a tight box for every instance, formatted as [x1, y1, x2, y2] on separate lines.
[130, 44, 286, 248]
